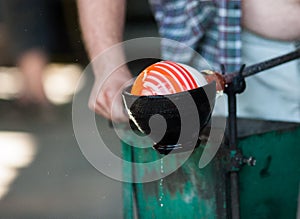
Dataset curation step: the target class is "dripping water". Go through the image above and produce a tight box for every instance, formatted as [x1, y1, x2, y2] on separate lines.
[158, 158, 165, 208]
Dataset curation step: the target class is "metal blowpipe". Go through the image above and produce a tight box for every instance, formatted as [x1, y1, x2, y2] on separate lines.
[224, 48, 300, 83]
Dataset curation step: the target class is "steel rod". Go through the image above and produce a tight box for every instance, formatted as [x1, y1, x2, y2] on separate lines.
[227, 91, 241, 219]
[224, 49, 300, 84]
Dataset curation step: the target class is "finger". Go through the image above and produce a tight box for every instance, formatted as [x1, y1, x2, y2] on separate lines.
[110, 98, 128, 122]
[106, 89, 128, 122]
[95, 103, 111, 119]
[89, 94, 111, 119]
[96, 97, 112, 119]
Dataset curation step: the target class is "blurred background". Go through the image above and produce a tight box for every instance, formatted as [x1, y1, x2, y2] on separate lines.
[0, 0, 159, 218]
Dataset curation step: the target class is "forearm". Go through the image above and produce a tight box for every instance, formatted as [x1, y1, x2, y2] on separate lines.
[77, 0, 131, 121]
[77, 0, 127, 60]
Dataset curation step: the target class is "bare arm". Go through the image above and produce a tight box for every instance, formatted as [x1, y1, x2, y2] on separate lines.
[77, 0, 126, 59]
[77, 0, 132, 121]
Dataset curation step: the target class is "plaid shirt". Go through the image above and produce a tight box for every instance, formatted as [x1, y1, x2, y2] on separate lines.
[149, 0, 242, 72]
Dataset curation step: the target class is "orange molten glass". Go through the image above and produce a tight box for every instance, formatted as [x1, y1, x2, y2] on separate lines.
[131, 61, 207, 96]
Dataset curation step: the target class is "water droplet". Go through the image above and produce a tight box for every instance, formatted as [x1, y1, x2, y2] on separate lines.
[160, 158, 164, 174]
[158, 159, 165, 208]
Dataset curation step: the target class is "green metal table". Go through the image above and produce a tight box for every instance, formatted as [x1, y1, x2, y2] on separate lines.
[122, 119, 300, 219]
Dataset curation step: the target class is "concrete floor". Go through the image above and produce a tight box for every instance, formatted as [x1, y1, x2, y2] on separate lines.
[0, 88, 124, 218]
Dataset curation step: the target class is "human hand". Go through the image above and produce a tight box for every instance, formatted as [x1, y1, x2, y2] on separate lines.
[88, 65, 132, 122]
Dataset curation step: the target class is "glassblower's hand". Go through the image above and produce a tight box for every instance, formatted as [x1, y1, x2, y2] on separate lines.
[88, 65, 132, 122]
